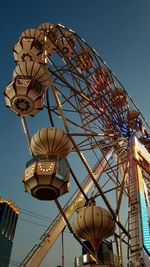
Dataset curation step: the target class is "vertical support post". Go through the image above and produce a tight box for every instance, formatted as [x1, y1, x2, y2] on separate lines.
[128, 136, 150, 267]
[62, 229, 65, 267]
[21, 116, 33, 156]
[128, 136, 143, 266]
[115, 158, 123, 265]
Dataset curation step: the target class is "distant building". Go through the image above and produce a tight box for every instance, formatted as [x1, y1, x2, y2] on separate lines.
[0, 198, 19, 267]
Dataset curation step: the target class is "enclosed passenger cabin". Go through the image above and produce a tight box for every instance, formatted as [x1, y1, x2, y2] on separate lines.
[23, 156, 70, 200]
[13, 28, 45, 64]
[111, 88, 127, 108]
[4, 62, 49, 116]
[73, 201, 116, 265]
[23, 127, 73, 200]
[57, 30, 75, 58]
[38, 22, 59, 55]
[126, 110, 139, 129]
[77, 48, 93, 70]
[94, 67, 111, 91]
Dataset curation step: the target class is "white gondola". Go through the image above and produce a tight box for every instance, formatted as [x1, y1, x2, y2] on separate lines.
[4, 62, 49, 116]
[38, 22, 59, 55]
[23, 127, 73, 200]
[73, 201, 115, 260]
[111, 87, 127, 108]
[77, 48, 93, 70]
[13, 28, 45, 64]
[57, 31, 75, 58]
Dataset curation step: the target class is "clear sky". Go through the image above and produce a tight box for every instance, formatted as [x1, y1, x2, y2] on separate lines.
[1, 0, 150, 266]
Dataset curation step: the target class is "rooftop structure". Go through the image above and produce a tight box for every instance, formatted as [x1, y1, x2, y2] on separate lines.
[0, 198, 19, 267]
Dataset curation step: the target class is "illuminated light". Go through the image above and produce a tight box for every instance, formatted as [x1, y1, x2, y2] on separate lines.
[62, 58, 66, 64]
[89, 253, 96, 262]
[144, 181, 150, 207]
[136, 118, 142, 128]
[57, 91, 62, 96]
[81, 152, 93, 173]
[81, 37, 86, 42]
[38, 162, 54, 172]
[58, 24, 65, 28]
[93, 48, 98, 54]
[0, 198, 20, 215]
[138, 166, 150, 254]
[140, 193, 150, 252]
[90, 84, 99, 95]
[108, 133, 114, 137]
[91, 75, 100, 85]
[80, 93, 89, 102]
[15, 209, 20, 215]
[99, 107, 104, 112]
[106, 80, 112, 91]
[69, 29, 75, 33]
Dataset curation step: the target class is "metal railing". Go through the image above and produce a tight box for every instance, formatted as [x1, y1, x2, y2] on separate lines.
[75, 252, 123, 267]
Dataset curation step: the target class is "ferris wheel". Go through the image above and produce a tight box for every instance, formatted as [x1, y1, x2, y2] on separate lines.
[4, 22, 150, 267]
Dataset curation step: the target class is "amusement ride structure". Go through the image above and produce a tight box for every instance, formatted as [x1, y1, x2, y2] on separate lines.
[4, 22, 150, 267]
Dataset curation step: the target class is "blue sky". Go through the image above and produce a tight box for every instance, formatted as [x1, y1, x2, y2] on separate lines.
[1, 0, 150, 266]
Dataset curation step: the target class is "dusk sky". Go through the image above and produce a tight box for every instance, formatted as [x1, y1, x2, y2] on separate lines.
[1, 0, 150, 266]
